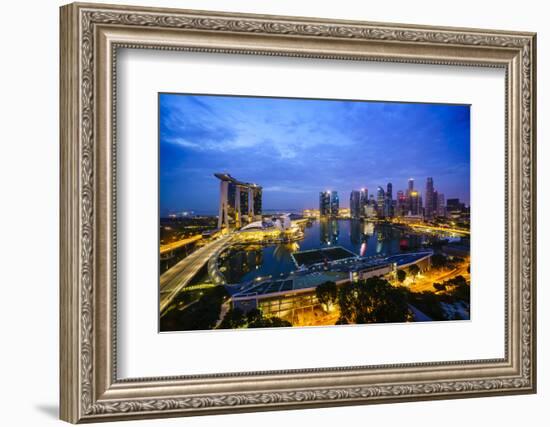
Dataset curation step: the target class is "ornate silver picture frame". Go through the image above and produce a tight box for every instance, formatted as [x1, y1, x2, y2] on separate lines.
[60, 2, 536, 423]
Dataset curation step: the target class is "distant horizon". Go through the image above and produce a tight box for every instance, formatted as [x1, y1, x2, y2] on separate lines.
[160, 94, 470, 217]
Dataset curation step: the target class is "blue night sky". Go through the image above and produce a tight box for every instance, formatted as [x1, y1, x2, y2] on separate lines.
[159, 93, 470, 216]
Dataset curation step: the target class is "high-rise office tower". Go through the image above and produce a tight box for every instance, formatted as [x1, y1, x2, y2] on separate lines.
[350, 190, 361, 219]
[377, 186, 385, 218]
[330, 191, 339, 216]
[409, 191, 421, 216]
[359, 188, 368, 217]
[446, 198, 465, 215]
[425, 177, 435, 219]
[408, 178, 414, 195]
[319, 191, 331, 216]
[436, 192, 446, 217]
[396, 190, 406, 216]
[385, 182, 393, 217]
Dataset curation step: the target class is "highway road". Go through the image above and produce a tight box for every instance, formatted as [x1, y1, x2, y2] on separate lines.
[160, 234, 202, 255]
[159, 233, 233, 314]
[408, 260, 470, 293]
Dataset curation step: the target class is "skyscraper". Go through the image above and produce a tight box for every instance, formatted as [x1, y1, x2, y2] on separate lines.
[408, 178, 414, 195]
[396, 190, 406, 216]
[385, 182, 393, 217]
[215, 173, 262, 229]
[350, 190, 361, 219]
[330, 191, 339, 216]
[359, 188, 368, 217]
[409, 191, 421, 216]
[425, 177, 435, 219]
[253, 188, 262, 216]
[319, 191, 331, 216]
[446, 198, 465, 214]
[377, 186, 385, 218]
[436, 192, 446, 217]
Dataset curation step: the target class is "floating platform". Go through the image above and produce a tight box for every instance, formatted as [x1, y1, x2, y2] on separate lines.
[291, 246, 357, 268]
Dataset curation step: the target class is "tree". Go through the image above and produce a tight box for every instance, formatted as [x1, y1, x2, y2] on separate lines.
[252, 316, 291, 328]
[220, 307, 292, 329]
[433, 282, 446, 292]
[336, 277, 410, 324]
[218, 308, 247, 329]
[409, 291, 445, 320]
[246, 308, 263, 324]
[449, 281, 470, 302]
[430, 253, 448, 268]
[160, 286, 229, 331]
[408, 264, 420, 280]
[396, 269, 407, 284]
[315, 281, 338, 312]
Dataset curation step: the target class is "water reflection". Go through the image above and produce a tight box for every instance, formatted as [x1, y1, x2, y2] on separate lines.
[273, 242, 300, 261]
[222, 219, 431, 284]
[320, 219, 340, 245]
[219, 246, 263, 283]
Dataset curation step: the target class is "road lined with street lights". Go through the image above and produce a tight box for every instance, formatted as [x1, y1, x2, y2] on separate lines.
[160, 233, 233, 314]
[160, 234, 202, 255]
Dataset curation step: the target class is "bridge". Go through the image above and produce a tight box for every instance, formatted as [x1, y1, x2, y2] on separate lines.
[404, 223, 470, 235]
[160, 234, 202, 255]
[159, 233, 233, 315]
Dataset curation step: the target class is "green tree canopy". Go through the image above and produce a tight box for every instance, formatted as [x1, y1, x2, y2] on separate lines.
[336, 277, 410, 324]
[218, 307, 247, 329]
[315, 281, 338, 312]
[430, 253, 448, 268]
[409, 264, 420, 277]
[396, 269, 407, 283]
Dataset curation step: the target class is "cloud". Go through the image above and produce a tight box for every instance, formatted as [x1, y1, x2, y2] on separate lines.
[160, 94, 358, 160]
[159, 95, 471, 212]
[262, 185, 312, 194]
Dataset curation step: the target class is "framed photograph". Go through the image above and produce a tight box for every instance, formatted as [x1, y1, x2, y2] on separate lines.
[60, 2, 537, 423]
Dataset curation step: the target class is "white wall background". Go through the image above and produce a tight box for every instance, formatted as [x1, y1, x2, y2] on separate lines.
[0, 0, 546, 426]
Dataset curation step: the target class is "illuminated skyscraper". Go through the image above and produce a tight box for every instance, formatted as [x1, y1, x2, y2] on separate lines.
[408, 178, 414, 195]
[330, 191, 339, 216]
[436, 192, 446, 217]
[377, 186, 385, 218]
[319, 191, 331, 216]
[396, 190, 406, 216]
[215, 173, 262, 229]
[409, 190, 421, 216]
[350, 190, 361, 219]
[385, 182, 393, 217]
[359, 188, 368, 217]
[425, 177, 435, 219]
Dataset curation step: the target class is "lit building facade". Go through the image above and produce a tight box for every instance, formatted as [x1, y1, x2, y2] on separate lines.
[407, 178, 414, 195]
[396, 190, 406, 217]
[424, 177, 435, 219]
[409, 190, 421, 216]
[436, 193, 446, 217]
[215, 173, 262, 229]
[350, 190, 361, 219]
[319, 191, 331, 216]
[359, 188, 368, 217]
[385, 182, 393, 217]
[319, 190, 339, 217]
[376, 186, 385, 218]
[330, 191, 339, 216]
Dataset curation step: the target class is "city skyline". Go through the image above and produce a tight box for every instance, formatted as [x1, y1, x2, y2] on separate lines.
[160, 93, 470, 216]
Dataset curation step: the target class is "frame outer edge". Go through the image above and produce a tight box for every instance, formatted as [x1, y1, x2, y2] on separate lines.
[59, 2, 537, 422]
[60, 3, 81, 424]
[529, 33, 537, 393]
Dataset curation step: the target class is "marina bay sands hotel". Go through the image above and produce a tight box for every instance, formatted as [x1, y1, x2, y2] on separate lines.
[215, 173, 262, 229]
